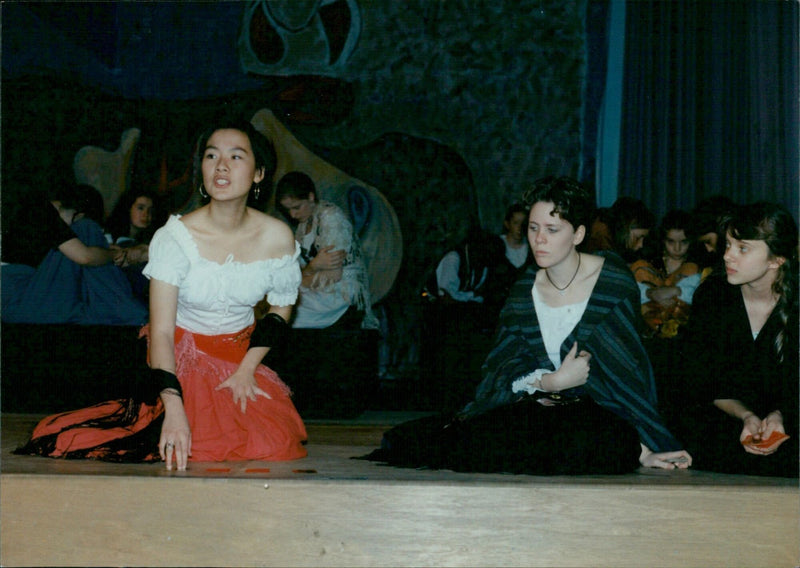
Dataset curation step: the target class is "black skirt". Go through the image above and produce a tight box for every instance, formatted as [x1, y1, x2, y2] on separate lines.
[362, 396, 642, 475]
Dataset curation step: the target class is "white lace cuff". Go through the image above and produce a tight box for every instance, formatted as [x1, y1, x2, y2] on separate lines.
[511, 369, 553, 395]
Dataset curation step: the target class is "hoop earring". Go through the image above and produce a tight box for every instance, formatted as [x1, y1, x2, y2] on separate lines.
[198, 184, 208, 199]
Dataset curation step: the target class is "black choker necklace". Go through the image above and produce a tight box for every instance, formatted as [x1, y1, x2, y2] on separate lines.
[545, 253, 581, 295]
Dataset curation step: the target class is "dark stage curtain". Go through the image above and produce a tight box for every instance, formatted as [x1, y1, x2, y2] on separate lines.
[581, 0, 611, 191]
[616, 0, 798, 219]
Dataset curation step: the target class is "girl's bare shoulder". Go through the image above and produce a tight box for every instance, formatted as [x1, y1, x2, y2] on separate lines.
[249, 209, 296, 257]
[176, 206, 209, 234]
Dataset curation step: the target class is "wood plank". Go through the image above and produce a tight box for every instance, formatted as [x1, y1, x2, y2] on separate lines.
[2, 475, 797, 567]
[3, 412, 798, 567]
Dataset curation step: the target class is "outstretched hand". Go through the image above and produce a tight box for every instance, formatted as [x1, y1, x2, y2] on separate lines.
[216, 368, 271, 413]
[159, 395, 192, 471]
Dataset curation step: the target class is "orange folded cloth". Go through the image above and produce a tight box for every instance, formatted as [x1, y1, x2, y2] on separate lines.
[742, 431, 790, 451]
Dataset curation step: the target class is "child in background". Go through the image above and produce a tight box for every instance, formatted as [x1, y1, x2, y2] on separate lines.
[630, 209, 702, 337]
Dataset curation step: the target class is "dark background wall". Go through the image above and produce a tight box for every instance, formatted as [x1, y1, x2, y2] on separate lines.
[3, 1, 586, 231]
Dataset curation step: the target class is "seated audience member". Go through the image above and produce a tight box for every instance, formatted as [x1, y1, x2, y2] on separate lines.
[431, 225, 511, 306]
[105, 188, 164, 302]
[500, 203, 531, 270]
[690, 194, 737, 274]
[607, 196, 656, 263]
[421, 226, 512, 411]
[276, 171, 376, 330]
[584, 206, 614, 253]
[364, 176, 691, 474]
[1, 183, 148, 326]
[630, 209, 702, 337]
[664, 202, 798, 477]
[274, 171, 378, 417]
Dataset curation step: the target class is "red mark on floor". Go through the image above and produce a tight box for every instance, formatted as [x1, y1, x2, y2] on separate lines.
[245, 468, 271, 473]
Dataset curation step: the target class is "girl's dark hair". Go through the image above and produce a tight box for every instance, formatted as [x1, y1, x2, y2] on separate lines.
[275, 171, 316, 203]
[659, 209, 694, 238]
[723, 201, 799, 361]
[274, 171, 317, 224]
[54, 182, 106, 225]
[608, 196, 655, 257]
[192, 119, 277, 207]
[640, 209, 696, 269]
[502, 202, 529, 233]
[521, 176, 594, 234]
[105, 188, 160, 243]
[691, 194, 737, 237]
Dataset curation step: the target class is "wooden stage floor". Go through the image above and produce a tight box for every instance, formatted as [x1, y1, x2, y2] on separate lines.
[2, 412, 798, 567]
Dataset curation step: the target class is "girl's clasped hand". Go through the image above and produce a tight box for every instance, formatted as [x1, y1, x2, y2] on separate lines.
[740, 412, 788, 455]
[549, 341, 591, 390]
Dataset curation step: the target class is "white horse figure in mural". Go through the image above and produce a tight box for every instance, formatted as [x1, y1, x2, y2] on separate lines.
[73, 128, 141, 219]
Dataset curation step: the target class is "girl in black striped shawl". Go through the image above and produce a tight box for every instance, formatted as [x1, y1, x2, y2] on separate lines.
[365, 177, 691, 474]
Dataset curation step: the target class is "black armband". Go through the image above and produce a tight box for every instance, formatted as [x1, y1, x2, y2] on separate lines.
[250, 312, 289, 352]
[153, 369, 182, 398]
[132, 368, 182, 405]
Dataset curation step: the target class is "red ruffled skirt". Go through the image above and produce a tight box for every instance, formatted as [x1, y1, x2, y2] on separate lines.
[17, 325, 308, 463]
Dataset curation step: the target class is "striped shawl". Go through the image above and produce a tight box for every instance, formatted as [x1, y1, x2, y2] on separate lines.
[462, 251, 682, 453]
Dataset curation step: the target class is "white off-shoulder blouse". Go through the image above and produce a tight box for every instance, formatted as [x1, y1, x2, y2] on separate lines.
[143, 215, 301, 335]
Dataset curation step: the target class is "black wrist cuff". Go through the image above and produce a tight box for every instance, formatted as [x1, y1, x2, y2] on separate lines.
[250, 312, 289, 351]
[153, 369, 182, 397]
[132, 368, 181, 405]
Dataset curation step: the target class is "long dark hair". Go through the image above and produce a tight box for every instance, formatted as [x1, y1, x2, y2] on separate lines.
[105, 188, 160, 244]
[608, 196, 655, 262]
[724, 202, 798, 361]
[192, 119, 277, 207]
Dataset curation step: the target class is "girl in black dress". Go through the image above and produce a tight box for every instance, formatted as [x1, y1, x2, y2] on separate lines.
[666, 202, 798, 477]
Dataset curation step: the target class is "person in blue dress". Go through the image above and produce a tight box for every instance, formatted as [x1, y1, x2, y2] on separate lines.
[1, 182, 148, 326]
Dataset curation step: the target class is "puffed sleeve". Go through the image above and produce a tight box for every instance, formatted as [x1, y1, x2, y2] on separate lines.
[265, 243, 302, 307]
[141, 224, 190, 287]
